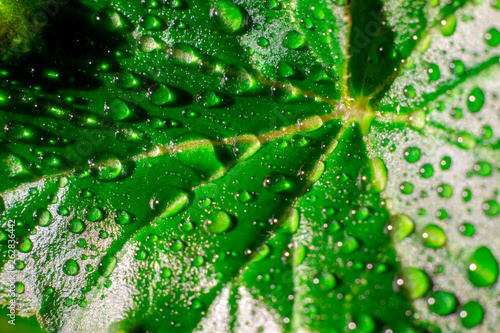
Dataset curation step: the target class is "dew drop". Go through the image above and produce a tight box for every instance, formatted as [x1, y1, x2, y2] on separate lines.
[440, 14, 457, 37]
[149, 187, 189, 218]
[421, 224, 446, 248]
[397, 267, 429, 300]
[114, 210, 133, 225]
[389, 214, 414, 241]
[210, 0, 252, 35]
[467, 87, 485, 113]
[419, 164, 434, 178]
[85, 206, 104, 222]
[140, 14, 166, 31]
[18, 237, 33, 253]
[428, 291, 457, 316]
[104, 98, 133, 120]
[282, 31, 306, 50]
[360, 157, 388, 193]
[404, 147, 420, 163]
[33, 209, 51, 227]
[485, 27, 500, 47]
[63, 259, 80, 276]
[263, 172, 295, 193]
[205, 211, 232, 234]
[98, 255, 117, 278]
[460, 301, 484, 328]
[468, 246, 499, 287]
[68, 219, 85, 233]
[89, 153, 123, 181]
[483, 200, 499, 217]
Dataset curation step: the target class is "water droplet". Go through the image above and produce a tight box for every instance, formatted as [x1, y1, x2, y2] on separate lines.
[161, 267, 172, 279]
[105, 98, 133, 120]
[485, 27, 500, 47]
[94, 8, 130, 31]
[257, 37, 270, 47]
[276, 61, 296, 79]
[148, 84, 178, 106]
[63, 259, 80, 276]
[167, 43, 201, 67]
[440, 14, 457, 37]
[0, 153, 28, 178]
[89, 153, 123, 181]
[399, 181, 413, 195]
[33, 209, 51, 226]
[149, 187, 189, 218]
[437, 183, 453, 198]
[468, 246, 499, 287]
[15, 282, 25, 294]
[460, 301, 484, 328]
[404, 85, 416, 98]
[196, 89, 223, 108]
[407, 110, 426, 130]
[205, 211, 232, 234]
[263, 172, 295, 193]
[428, 291, 457, 316]
[389, 214, 414, 241]
[467, 87, 485, 113]
[455, 132, 476, 150]
[282, 31, 306, 50]
[421, 224, 446, 248]
[404, 147, 420, 163]
[114, 210, 133, 225]
[85, 206, 104, 222]
[313, 271, 337, 291]
[450, 60, 466, 76]
[170, 240, 184, 251]
[397, 267, 429, 300]
[235, 189, 253, 202]
[483, 200, 499, 216]
[18, 237, 32, 253]
[98, 255, 117, 277]
[192, 255, 205, 267]
[113, 72, 139, 90]
[132, 249, 146, 260]
[459, 223, 475, 237]
[419, 164, 434, 178]
[210, 0, 252, 35]
[140, 14, 166, 30]
[137, 35, 159, 52]
[427, 63, 441, 81]
[68, 219, 85, 233]
[222, 65, 257, 95]
[360, 158, 387, 193]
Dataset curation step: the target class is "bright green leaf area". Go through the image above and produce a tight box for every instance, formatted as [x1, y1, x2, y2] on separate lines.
[0, 0, 499, 332]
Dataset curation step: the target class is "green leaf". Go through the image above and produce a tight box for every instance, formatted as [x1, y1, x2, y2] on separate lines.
[0, 0, 499, 332]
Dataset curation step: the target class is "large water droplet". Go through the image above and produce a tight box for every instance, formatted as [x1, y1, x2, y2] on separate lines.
[397, 267, 429, 300]
[360, 157, 388, 193]
[89, 153, 123, 181]
[428, 291, 457, 316]
[467, 87, 485, 113]
[421, 224, 446, 248]
[204, 211, 232, 234]
[149, 187, 189, 219]
[460, 301, 484, 328]
[63, 259, 80, 276]
[33, 209, 51, 227]
[210, 0, 252, 35]
[98, 255, 117, 277]
[263, 172, 295, 193]
[389, 214, 414, 241]
[468, 246, 499, 287]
